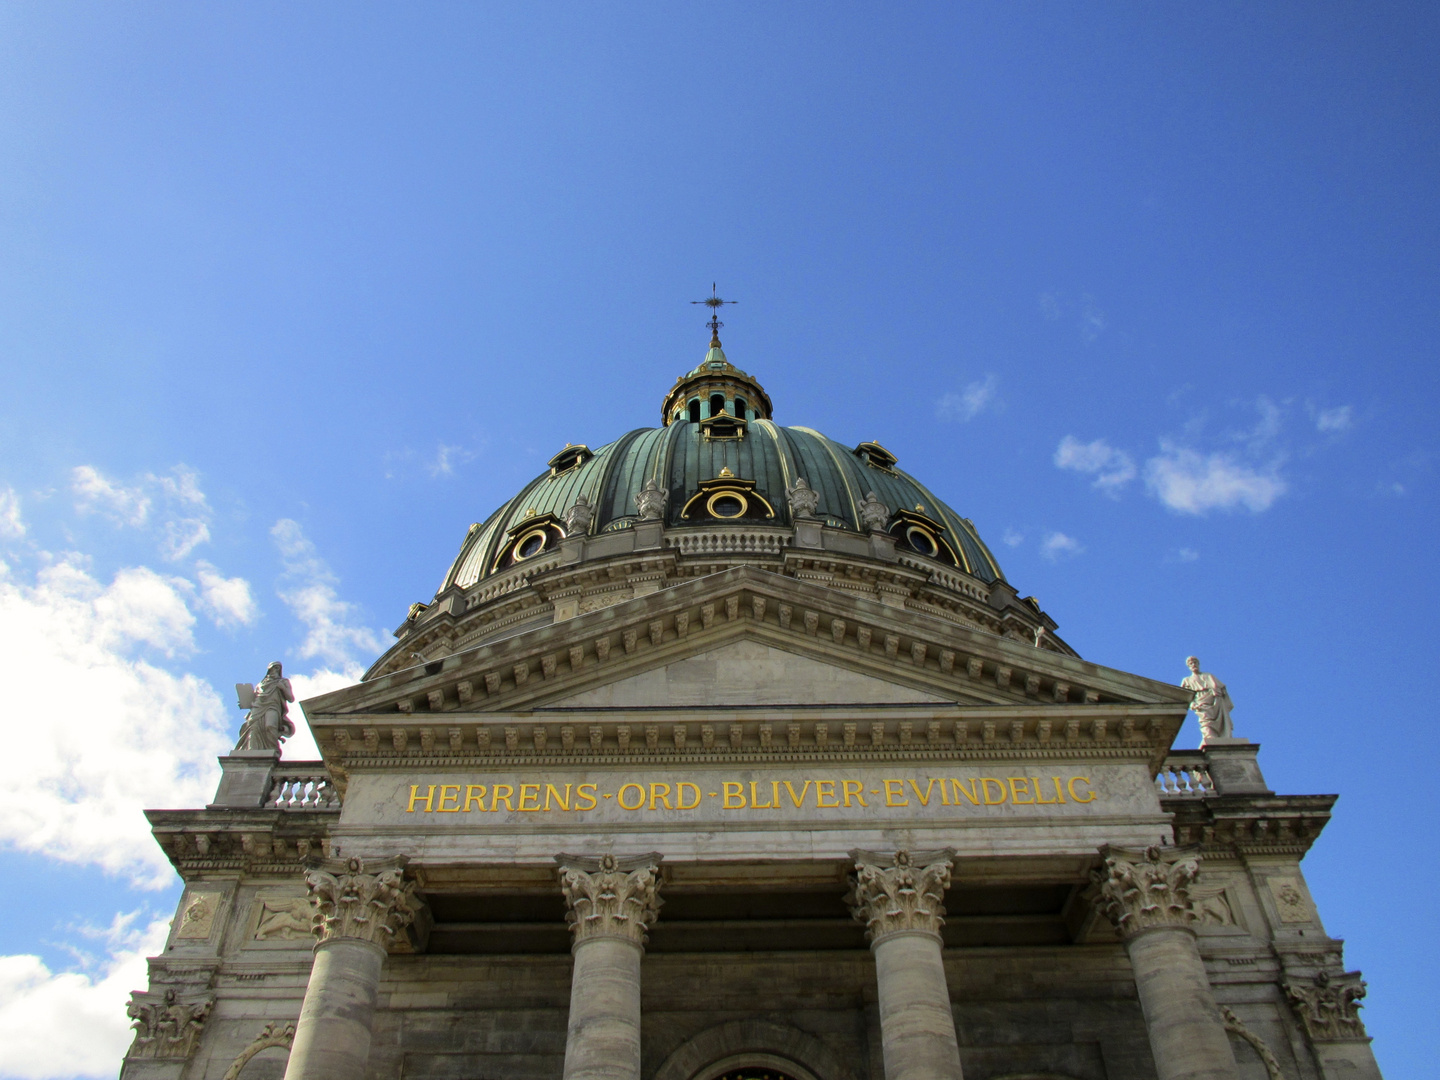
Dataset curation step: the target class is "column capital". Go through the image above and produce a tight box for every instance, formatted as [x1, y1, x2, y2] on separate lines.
[847, 848, 954, 943]
[1285, 970, 1369, 1042]
[1093, 844, 1201, 939]
[304, 856, 421, 949]
[558, 852, 663, 948]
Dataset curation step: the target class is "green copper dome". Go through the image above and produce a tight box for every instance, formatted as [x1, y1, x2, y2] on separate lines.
[437, 342, 1006, 596]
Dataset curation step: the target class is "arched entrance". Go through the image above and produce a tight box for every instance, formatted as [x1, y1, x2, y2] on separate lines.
[653, 1021, 854, 1080]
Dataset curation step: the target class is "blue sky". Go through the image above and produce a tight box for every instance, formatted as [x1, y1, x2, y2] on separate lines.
[0, 4, 1435, 1076]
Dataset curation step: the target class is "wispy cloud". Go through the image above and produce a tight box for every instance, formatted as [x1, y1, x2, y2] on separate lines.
[1314, 405, 1353, 433]
[1040, 532, 1083, 561]
[1054, 436, 1137, 496]
[1002, 528, 1025, 547]
[936, 375, 999, 422]
[271, 519, 384, 669]
[1038, 292, 1061, 321]
[0, 489, 24, 539]
[428, 444, 476, 478]
[1079, 296, 1107, 342]
[70, 465, 214, 561]
[1143, 441, 1286, 514]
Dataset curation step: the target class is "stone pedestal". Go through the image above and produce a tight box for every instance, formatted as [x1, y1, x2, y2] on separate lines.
[849, 850, 964, 1080]
[1096, 846, 1239, 1080]
[1202, 741, 1272, 795]
[282, 858, 420, 1080]
[558, 854, 663, 1080]
[209, 749, 279, 808]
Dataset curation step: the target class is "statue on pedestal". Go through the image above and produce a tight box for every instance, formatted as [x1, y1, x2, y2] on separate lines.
[233, 662, 295, 752]
[1182, 656, 1234, 746]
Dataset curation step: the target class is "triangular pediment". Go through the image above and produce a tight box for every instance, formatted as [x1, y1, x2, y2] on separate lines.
[546, 638, 949, 709]
[302, 566, 1188, 719]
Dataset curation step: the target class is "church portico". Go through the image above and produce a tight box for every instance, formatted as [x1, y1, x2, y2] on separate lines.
[127, 322, 1382, 1080]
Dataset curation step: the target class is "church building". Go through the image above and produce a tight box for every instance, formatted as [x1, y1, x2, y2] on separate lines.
[121, 315, 1383, 1080]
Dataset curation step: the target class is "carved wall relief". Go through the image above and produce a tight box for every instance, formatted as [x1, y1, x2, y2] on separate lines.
[252, 897, 315, 941]
[174, 891, 223, 940]
[1268, 876, 1312, 923]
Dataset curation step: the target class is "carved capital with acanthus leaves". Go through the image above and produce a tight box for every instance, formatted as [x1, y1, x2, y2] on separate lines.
[847, 849, 954, 943]
[1285, 970, 1369, 1042]
[126, 989, 214, 1060]
[558, 852, 663, 948]
[304, 856, 421, 949]
[1093, 844, 1201, 939]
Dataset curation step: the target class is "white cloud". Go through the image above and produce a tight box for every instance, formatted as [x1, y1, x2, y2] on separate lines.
[1001, 528, 1025, 548]
[0, 912, 169, 1079]
[284, 666, 365, 761]
[70, 465, 214, 562]
[1040, 532, 1083, 561]
[1176, 548, 1200, 562]
[71, 467, 151, 528]
[1054, 436, 1137, 496]
[1315, 405, 1353, 433]
[1143, 441, 1286, 514]
[271, 520, 384, 669]
[936, 375, 999, 422]
[0, 556, 228, 886]
[195, 561, 258, 629]
[0, 489, 24, 539]
[1038, 292, 1061, 320]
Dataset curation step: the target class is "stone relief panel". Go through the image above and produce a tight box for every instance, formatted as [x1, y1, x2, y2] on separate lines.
[174, 890, 224, 940]
[1267, 876, 1312, 924]
[251, 896, 315, 942]
[1190, 882, 1242, 930]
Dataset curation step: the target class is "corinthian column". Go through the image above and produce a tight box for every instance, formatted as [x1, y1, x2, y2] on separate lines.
[558, 853, 663, 1080]
[283, 857, 421, 1080]
[848, 850, 964, 1080]
[1095, 846, 1239, 1080]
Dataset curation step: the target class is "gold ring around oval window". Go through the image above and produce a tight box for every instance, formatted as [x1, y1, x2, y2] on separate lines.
[706, 492, 749, 519]
[513, 528, 549, 560]
[906, 525, 938, 554]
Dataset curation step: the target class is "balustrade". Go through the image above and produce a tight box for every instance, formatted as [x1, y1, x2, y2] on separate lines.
[266, 769, 340, 810]
[1156, 753, 1213, 797]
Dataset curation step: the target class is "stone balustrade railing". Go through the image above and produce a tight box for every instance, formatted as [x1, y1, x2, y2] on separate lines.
[266, 766, 340, 810]
[665, 528, 789, 555]
[1156, 752, 1214, 797]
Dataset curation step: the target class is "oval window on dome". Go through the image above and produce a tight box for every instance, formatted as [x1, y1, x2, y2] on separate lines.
[515, 530, 548, 559]
[707, 493, 748, 519]
[905, 525, 939, 557]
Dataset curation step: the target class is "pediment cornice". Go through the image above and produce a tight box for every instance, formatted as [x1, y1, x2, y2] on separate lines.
[307, 568, 1185, 723]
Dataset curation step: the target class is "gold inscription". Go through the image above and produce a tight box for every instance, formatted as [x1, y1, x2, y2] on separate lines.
[402, 775, 1102, 813]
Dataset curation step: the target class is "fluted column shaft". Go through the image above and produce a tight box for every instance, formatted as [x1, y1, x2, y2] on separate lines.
[849, 850, 964, 1080]
[1096, 846, 1239, 1080]
[283, 858, 420, 1080]
[559, 855, 662, 1080]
